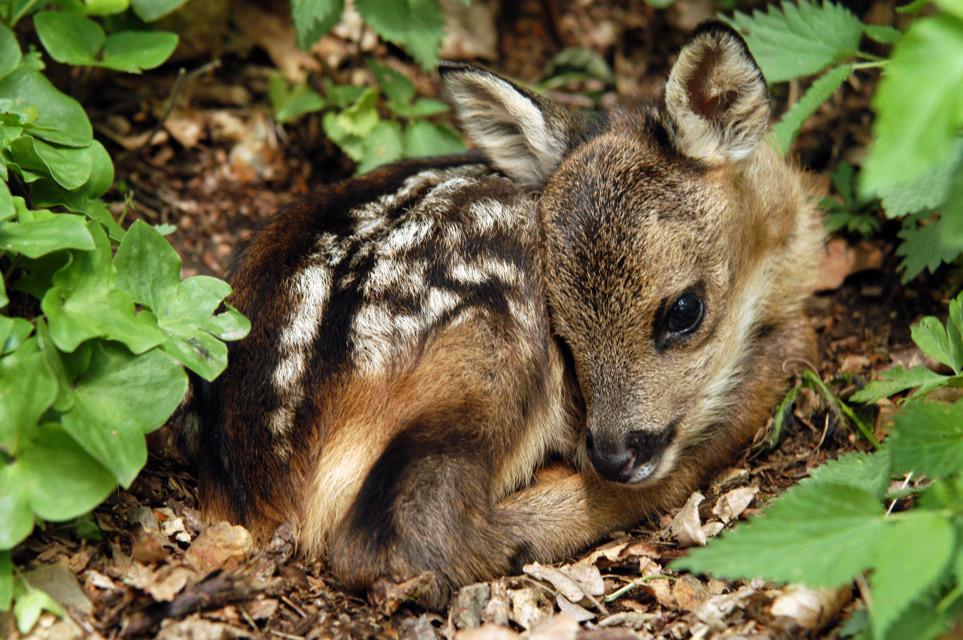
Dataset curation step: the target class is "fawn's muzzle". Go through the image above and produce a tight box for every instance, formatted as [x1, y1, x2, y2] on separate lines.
[587, 423, 677, 484]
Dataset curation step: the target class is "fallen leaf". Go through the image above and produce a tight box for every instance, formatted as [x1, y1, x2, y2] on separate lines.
[694, 586, 757, 630]
[244, 597, 278, 621]
[24, 562, 92, 615]
[598, 611, 657, 628]
[452, 583, 491, 630]
[508, 587, 551, 630]
[454, 626, 519, 640]
[712, 486, 759, 524]
[560, 564, 604, 597]
[556, 594, 595, 622]
[523, 563, 585, 603]
[771, 584, 852, 631]
[672, 574, 711, 612]
[701, 521, 725, 539]
[155, 616, 246, 640]
[670, 491, 706, 547]
[528, 613, 579, 640]
[482, 581, 511, 627]
[369, 572, 435, 616]
[184, 522, 253, 573]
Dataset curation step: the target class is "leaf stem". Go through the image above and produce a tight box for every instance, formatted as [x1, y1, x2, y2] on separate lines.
[852, 61, 888, 70]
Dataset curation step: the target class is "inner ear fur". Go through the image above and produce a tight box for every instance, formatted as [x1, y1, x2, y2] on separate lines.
[664, 21, 771, 164]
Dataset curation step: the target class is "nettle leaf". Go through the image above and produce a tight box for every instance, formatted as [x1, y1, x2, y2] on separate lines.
[0, 24, 22, 81]
[292, 0, 344, 49]
[672, 482, 886, 585]
[0, 338, 56, 453]
[356, 0, 446, 70]
[403, 121, 464, 158]
[772, 64, 852, 153]
[912, 315, 962, 373]
[114, 220, 250, 380]
[268, 74, 325, 125]
[41, 222, 166, 353]
[889, 400, 963, 477]
[357, 120, 403, 174]
[862, 23, 902, 44]
[100, 31, 178, 73]
[861, 15, 963, 201]
[0, 66, 92, 147]
[878, 139, 962, 218]
[368, 60, 415, 106]
[131, 0, 188, 22]
[896, 216, 963, 282]
[803, 450, 892, 498]
[870, 511, 955, 638]
[724, 0, 863, 83]
[850, 366, 952, 403]
[0, 212, 95, 258]
[60, 341, 186, 486]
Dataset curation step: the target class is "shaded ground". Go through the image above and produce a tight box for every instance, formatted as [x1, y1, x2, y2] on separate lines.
[4, 1, 956, 638]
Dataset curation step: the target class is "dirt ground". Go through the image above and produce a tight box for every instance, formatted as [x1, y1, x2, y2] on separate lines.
[4, 1, 958, 638]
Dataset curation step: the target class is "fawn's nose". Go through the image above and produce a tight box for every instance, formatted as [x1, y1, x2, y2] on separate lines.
[586, 427, 674, 484]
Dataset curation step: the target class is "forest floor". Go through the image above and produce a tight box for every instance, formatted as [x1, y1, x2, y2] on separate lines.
[4, 1, 957, 638]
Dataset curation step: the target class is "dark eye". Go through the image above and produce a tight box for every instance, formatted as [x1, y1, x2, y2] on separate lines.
[666, 292, 704, 335]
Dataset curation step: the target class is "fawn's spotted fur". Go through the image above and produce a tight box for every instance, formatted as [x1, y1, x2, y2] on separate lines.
[180, 22, 823, 608]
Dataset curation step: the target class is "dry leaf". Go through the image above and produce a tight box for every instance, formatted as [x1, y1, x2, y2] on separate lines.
[454, 626, 519, 640]
[369, 572, 435, 616]
[24, 562, 93, 615]
[244, 597, 279, 621]
[452, 583, 491, 629]
[701, 521, 725, 539]
[482, 581, 511, 627]
[670, 491, 706, 547]
[184, 522, 253, 573]
[508, 587, 551, 630]
[560, 564, 604, 597]
[771, 584, 852, 631]
[528, 613, 579, 640]
[712, 486, 759, 524]
[672, 574, 711, 612]
[522, 563, 585, 603]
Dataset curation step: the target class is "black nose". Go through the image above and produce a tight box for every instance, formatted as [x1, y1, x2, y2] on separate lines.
[587, 427, 674, 484]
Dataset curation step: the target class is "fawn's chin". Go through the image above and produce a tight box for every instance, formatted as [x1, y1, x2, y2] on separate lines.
[623, 446, 678, 488]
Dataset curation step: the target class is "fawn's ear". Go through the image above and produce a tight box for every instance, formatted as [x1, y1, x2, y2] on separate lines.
[441, 63, 571, 185]
[664, 21, 771, 163]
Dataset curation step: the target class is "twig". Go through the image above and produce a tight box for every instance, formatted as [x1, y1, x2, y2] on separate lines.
[139, 59, 222, 151]
[603, 574, 675, 603]
[884, 472, 913, 517]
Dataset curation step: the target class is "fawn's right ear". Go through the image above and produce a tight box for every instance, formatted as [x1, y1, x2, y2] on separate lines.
[441, 63, 572, 186]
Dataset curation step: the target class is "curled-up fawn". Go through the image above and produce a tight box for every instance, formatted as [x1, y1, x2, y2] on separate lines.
[179, 21, 822, 608]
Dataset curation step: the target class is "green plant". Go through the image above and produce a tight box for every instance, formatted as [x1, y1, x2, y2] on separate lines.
[290, 0, 446, 70]
[674, 294, 963, 640]
[822, 162, 882, 237]
[726, 0, 963, 282]
[270, 61, 464, 174]
[0, 0, 248, 626]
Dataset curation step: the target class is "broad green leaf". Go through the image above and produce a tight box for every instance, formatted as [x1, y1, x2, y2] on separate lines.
[268, 74, 325, 124]
[862, 23, 902, 44]
[41, 222, 166, 353]
[60, 342, 186, 486]
[861, 15, 963, 201]
[0, 465, 32, 550]
[912, 316, 961, 373]
[884, 601, 956, 640]
[85, 0, 131, 16]
[772, 65, 852, 153]
[803, 450, 891, 497]
[0, 213, 95, 258]
[357, 120, 403, 174]
[368, 60, 415, 106]
[724, 1, 863, 83]
[0, 338, 56, 453]
[878, 139, 962, 218]
[0, 66, 92, 147]
[0, 24, 21, 80]
[114, 220, 250, 380]
[889, 400, 963, 477]
[130, 0, 188, 21]
[896, 216, 963, 282]
[0, 317, 32, 355]
[0, 551, 11, 611]
[33, 11, 104, 66]
[672, 482, 886, 585]
[13, 585, 63, 634]
[0, 182, 12, 221]
[403, 121, 464, 158]
[356, 0, 446, 69]
[35, 319, 74, 413]
[850, 366, 951, 403]
[870, 512, 955, 638]
[324, 80, 366, 108]
[10, 136, 93, 190]
[100, 31, 178, 73]
[291, 0, 344, 49]
[937, 0, 963, 19]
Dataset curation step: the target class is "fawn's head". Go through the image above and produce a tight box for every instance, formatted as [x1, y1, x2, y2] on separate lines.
[443, 22, 817, 486]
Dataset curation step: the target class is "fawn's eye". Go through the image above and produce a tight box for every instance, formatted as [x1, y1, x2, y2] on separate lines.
[666, 292, 704, 335]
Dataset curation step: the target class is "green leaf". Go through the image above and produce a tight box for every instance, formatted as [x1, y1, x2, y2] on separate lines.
[860, 15, 963, 201]
[356, 0, 446, 70]
[896, 216, 963, 282]
[268, 74, 325, 124]
[114, 220, 250, 380]
[862, 23, 902, 44]
[0, 551, 11, 611]
[85, 0, 131, 16]
[0, 212, 95, 259]
[869, 512, 955, 638]
[60, 341, 186, 486]
[9, 135, 93, 191]
[804, 450, 892, 497]
[291, 0, 344, 49]
[878, 139, 962, 218]
[912, 316, 961, 373]
[130, 0, 188, 22]
[357, 120, 403, 174]
[33, 11, 104, 66]
[672, 482, 886, 585]
[0, 24, 22, 81]
[368, 60, 415, 105]
[13, 585, 63, 633]
[772, 64, 852, 153]
[0, 317, 32, 355]
[889, 400, 963, 477]
[850, 366, 951, 403]
[41, 222, 166, 353]
[403, 121, 464, 158]
[724, 0, 863, 83]
[0, 338, 56, 453]
[99, 31, 178, 73]
[0, 66, 92, 147]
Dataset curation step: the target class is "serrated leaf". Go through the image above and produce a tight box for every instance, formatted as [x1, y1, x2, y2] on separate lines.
[356, 0, 445, 69]
[0, 66, 92, 147]
[357, 120, 403, 174]
[0, 24, 22, 81]
[889, 400, 963, 477]
[113, 220, 250, 380]
[912, 315, 961, 373]
[291, 0, 344, 49]
[0, 213, 95, 258]
[130, 0, 187, 22]
[850, 366, 952, 403]
[870, 512, 955, 638]
[804, 450, 892, 497]
[878, 139, 962, 217]
[672, 482, 886, 585]
[368, 60, 415, 105]
[60, 341, 186, 486]
[403, 121, 464, 158]
[773, 64, 852, 153]
[0, 338, 56, 453]
[862, 23, 902, 44]
[33, 11, 104, 66]
[861, 15, 963, 201]
[99, 31, 178, 73]
[724, 0, 863, 83]
[896, 216, 963, 282]
[269, 74, 325, 124]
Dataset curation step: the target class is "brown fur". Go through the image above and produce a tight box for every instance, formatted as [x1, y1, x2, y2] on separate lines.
[181, 22, 823, 609]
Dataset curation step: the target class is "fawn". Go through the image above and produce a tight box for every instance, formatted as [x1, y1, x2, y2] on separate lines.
[179, 21, 823, 608]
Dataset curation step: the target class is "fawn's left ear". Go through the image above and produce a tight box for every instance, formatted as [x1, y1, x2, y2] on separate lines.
[441, 63, 571, 186]
[664, 21, 771, 163]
